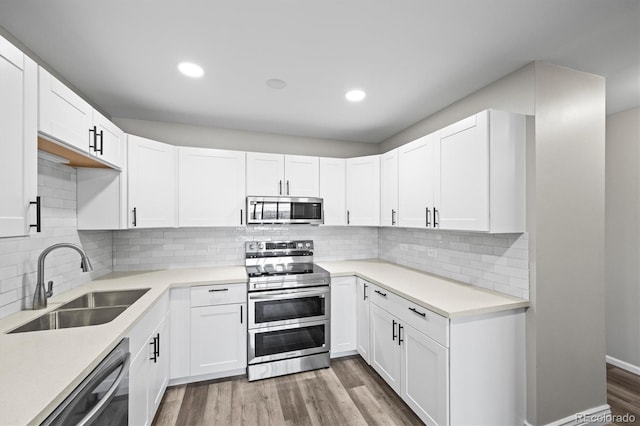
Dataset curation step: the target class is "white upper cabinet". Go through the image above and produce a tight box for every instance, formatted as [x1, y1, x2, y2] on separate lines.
[346, 155, 380, 226]
[319, 157, 346, 226]
[178, 147, 246, 227]
[284, 154, 319, 196]
[434, 110, 525, 233]
[38, 67, 92, 152]
[246, 152, 319, 197]
[398, 133, 437, 228]
[128, 135, 177, 228]
[380, 149, 399, 226]
[0, 37, 37, 237]
[92, 110, 125, 168]
[38, 66, 124, 169]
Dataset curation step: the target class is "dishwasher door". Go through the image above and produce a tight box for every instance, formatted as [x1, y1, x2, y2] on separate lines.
[42, 338, 130, 426]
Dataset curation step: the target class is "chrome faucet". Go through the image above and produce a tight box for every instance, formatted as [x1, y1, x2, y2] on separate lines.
[33, 243, 93, 310]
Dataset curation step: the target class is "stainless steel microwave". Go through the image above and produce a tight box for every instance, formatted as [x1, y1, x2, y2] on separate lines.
[246, 196, 323, 225]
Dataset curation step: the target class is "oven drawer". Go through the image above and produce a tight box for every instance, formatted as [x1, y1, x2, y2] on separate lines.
[248, 320, 330, 364]
[191, 283, 246, 307]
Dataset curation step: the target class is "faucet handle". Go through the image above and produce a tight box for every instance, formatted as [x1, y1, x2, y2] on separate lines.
[46, 281, 53, 298]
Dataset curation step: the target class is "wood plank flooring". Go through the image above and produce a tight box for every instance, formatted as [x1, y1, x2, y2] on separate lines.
[153, 359, 640, 426]
[607, 364, 640, 426]
[153, 356, 423, 426]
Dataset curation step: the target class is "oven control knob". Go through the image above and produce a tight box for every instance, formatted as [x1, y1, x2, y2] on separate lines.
[249, 242, 257, 251]
[258, 242, 265, 250]
[297, 242, 303, 248]
[305, 242, 311, 248]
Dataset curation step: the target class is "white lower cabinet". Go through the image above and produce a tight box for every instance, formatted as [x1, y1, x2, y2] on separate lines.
[128, 292, 170, 426]
[330, 276, 357, 357]
[355, 278, 371, 363]
[370, 303, 402, 393]
[190, 303, 246, 376]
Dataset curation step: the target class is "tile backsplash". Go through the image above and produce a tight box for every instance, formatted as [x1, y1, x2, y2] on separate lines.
[113, 226, 379, 270]
[379, 227, 529, 299]
[0, 158, 112, 319]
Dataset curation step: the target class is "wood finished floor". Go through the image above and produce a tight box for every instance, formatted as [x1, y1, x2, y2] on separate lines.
[152, 356, 423, 426]
[153, 359, 640, 426]
[607, 364, 640, 426]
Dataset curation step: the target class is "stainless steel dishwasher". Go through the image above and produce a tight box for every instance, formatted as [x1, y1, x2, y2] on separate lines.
[42, 338, 130, 426]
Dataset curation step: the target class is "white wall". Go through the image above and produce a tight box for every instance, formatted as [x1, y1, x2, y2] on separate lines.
[113, 117, 379, 158]
[605, 107, 640, 371]
[0, 158, 112, 319]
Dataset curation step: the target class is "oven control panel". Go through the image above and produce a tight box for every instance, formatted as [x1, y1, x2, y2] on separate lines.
[246, 240, 313, 254]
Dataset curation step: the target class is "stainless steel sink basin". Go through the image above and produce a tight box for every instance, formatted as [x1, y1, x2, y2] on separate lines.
[56, 289, 150, 310]
[8, 306, 128, 333]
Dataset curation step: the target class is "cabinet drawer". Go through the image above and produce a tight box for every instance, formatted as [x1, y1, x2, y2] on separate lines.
[190, 283, 246, 307]
[369, 282, 403, 313]
[396, 299, 448, 348]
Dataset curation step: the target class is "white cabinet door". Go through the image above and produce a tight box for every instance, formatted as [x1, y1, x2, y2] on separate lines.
[330, 277, 357, 356]
[178, 147, 246, 227]
[370, 303, 401, 393]
[246, 152, 285, 196]
[401, 324, 449, 426]
[190, 303, 247, 376]
[319, 157, 346, 226]
[129, 345, 150, 426]
[128, 135, 177, 228]
[0, 37, 37, 237]
[355, 278, 371, 364]
[38, 67, 93, 152]
[92, 110, 124, 169]
[435, 113, 489, 231]
[398, 133, 436, 228]
[284, 154, 319, 197]
[149, 313, 170, 420]
[346, 155, 380, 226]
[380, 149, 399, 226]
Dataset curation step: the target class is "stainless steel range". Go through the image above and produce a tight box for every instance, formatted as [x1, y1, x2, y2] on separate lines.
[245, 240, 331, 381]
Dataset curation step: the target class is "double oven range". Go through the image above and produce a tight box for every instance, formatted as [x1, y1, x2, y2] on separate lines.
[245, 240, 331, 381]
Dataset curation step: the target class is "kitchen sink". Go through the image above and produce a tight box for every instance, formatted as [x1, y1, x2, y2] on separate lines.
[8, 306, 128, 333]
[56, 289, 150, 310]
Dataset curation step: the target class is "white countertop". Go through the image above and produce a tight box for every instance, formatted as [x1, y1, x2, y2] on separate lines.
[0, 260, 527, 425]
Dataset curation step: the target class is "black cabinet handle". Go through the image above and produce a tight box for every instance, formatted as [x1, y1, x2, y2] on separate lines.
[409, 307, 426, 317]
[89, 126, 97, 152]
[208, 288, 229, 292]
[392, 319, 397, 341]
[426, 207, 430, 227]
[132, 207, 137, 227]
[30, 196, 41, 232]
[391, 209, 396, 225]
[240, 305, 243, 324]
[433, 207, 439, 228]
[156, 333, 160, 357]
[279, 180, 282, 195]
[398, 324, 404, 345]
[286, 180, 290, 195]
[374, 289, 387, 297]
[97, 130, 104, 155]
[240, 209, 243, 225]
[149, 336, 158, 363]
[363, 283, 368, 300]
[347, 210, 350, 225]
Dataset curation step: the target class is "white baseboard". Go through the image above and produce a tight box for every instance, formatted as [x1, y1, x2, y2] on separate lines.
[168, 367, 246, 386]
[606, 355, 640, 375]
[524, 405, 612, 426]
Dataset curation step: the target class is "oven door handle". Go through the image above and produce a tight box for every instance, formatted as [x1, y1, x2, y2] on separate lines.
[250, 288, 329, 300]
[76, 352, 130, 426]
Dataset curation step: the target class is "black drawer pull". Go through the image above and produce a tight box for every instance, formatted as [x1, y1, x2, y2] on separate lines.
[409, 307, 426, 317]
[208, 288, 229, 292]
[374, 289, 387, 297]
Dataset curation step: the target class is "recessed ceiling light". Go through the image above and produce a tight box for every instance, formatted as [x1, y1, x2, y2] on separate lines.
[177, 62, 204, 78]
[345, 89, 366, 102]
[266, 78, 287, 89]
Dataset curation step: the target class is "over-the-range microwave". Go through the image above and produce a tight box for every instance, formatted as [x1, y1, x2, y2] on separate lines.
[246, 196, 323, 225]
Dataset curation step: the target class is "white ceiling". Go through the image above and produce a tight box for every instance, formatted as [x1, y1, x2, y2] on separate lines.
[0, 0, 638, 143]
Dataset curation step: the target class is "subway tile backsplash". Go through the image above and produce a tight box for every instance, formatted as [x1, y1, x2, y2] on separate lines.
[378, 227, 529, 299]
[0, 158, 112, 319]
[113, 226, 379, 270]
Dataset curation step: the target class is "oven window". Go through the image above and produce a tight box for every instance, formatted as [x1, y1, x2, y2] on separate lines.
[255, 296, 325, 323]
[255, 324, 325, 357]
[291, 202, 322, 220]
